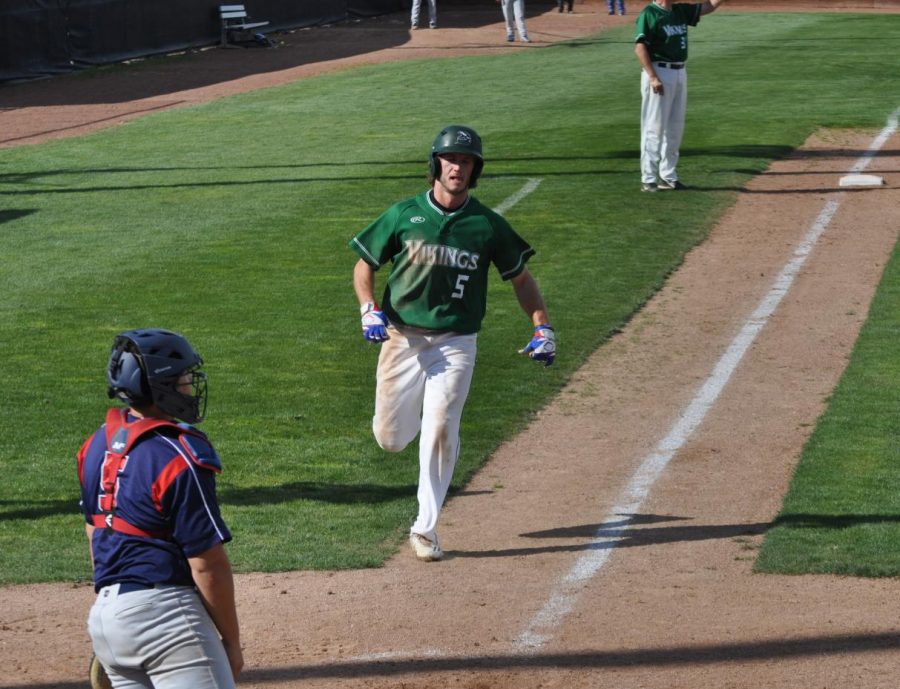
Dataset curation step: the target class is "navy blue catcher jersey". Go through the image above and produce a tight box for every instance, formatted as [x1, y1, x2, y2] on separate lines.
[77, 410, 232, 592]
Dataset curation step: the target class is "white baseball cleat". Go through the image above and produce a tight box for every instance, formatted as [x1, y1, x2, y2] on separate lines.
[410, 533, 443, 561]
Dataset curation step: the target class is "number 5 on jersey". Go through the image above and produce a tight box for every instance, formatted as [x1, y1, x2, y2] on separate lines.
[452, 274, 470, 299]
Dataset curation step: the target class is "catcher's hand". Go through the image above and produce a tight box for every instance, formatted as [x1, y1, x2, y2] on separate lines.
[360, 302, 389, 343]
[519, 324, 556, 367]
[89, 654, 113, 689]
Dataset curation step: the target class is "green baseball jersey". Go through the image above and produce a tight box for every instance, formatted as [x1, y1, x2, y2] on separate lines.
[634, 3, 702, 63]
[350, 191, 535, 334]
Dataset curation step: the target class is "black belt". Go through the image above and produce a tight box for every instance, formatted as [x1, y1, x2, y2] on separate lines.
[118, 581, 156, 594]
[656, 62, 685, 70]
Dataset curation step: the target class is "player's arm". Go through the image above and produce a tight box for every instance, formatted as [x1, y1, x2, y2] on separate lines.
[189, 543, 243, 679]
[353, 258, 390, 342]
[700, 0, 726, 15]
[84, 523, 96, 570]
[510, 268, 549, 326]
[353, 258, 378, 305]
[511, 268, 556, 367]
[634, 42, 663, 95]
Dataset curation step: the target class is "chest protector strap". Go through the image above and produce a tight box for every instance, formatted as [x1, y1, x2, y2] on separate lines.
[96, 408, 196, 539]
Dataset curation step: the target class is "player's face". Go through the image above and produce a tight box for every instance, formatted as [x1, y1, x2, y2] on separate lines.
[176, 372, 193, 395]
[436, 153, 476, 195]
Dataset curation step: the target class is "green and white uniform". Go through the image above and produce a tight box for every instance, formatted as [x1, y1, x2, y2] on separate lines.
[351, 191, 535, 333]
[350, 190, 535, 543]
[635, 2, 703, 185]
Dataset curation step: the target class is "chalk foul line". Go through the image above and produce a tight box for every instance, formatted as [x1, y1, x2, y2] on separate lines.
[514, 109, 900, 651]
[494, 178, 542, 216]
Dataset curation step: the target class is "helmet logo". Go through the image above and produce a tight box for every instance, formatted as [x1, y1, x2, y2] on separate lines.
[455, 131, 473, 146]
[154, 366, 173, 374]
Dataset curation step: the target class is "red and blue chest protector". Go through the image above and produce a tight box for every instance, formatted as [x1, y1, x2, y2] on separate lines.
[77, 408, 232, 592]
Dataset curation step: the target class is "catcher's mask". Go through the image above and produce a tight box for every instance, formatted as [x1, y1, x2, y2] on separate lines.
[429, 124, 484, 188]
[107, 328, 207, 424]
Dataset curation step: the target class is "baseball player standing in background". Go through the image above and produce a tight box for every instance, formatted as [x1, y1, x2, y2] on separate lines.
[350, 124, 555, 562]
[410, 0, 437, 29]
[78, 328, 242, 688]
[634, 0, 728, 192]
[500, 0, 531, 42]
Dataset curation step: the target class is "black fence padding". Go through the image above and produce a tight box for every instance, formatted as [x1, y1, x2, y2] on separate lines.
[0, 0, 406, 83]
[0, 1, 71, 82]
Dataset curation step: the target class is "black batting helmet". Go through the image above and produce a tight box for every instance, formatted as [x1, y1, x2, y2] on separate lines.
[429, 124, 484, 188]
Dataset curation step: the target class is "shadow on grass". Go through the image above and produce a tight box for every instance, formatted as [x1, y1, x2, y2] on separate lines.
[0, 144, 811, 183]
[9, 144, 893, 197]
[1, 483, 490, 521]
[0, 498, 80, 521]
[0, 483, 416, 521]
[219, 481, 416, 506]
[0, 209, 36, 224]
[770, 513, 900, 530]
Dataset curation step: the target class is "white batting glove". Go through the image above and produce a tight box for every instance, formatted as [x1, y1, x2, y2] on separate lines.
[519, 324, 556, 367]
[360, 302, 389, 343]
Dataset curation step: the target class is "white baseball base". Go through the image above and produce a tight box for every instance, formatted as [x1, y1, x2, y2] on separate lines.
[839, 173, 885, 187]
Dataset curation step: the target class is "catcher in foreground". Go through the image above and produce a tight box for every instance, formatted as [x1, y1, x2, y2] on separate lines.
[89, 654, 112, 689]
[78, 328, 242, 688]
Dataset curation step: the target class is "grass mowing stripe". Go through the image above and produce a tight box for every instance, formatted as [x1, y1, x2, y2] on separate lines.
[0, 12, 897, 583]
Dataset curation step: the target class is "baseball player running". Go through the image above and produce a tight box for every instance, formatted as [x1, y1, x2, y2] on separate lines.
[78, 328, 242, 688]
[350, 124, 556, 562]
[634, 0, 727, 192]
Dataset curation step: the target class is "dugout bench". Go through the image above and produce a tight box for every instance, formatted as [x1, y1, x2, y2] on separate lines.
[219, 4, 271, 47]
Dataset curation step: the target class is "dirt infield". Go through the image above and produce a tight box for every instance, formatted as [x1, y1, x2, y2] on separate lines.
[2, 2, 900, 688]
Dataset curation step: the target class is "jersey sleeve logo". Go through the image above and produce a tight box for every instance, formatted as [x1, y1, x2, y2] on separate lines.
[410, 216, 426, 224]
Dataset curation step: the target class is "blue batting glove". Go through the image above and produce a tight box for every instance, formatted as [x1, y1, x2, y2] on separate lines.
[360, 302, 390, 343]
[519, 324, 556, 367]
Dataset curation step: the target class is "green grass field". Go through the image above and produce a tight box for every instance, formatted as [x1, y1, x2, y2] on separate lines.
[755, 237, 900, 577]
[1, 11, 897, 585]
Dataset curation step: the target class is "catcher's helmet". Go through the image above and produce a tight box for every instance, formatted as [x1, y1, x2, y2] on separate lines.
[107, 328, 208, 423]
[429, 124, 484, 188]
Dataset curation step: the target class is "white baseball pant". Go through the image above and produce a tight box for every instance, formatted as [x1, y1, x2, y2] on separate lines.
[372, 326, 476, 542]
[410, 0, 437, 27]
[640, 63, 688, 185]
[501, 0, 528, 39]
[88, 583, 235, 689]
